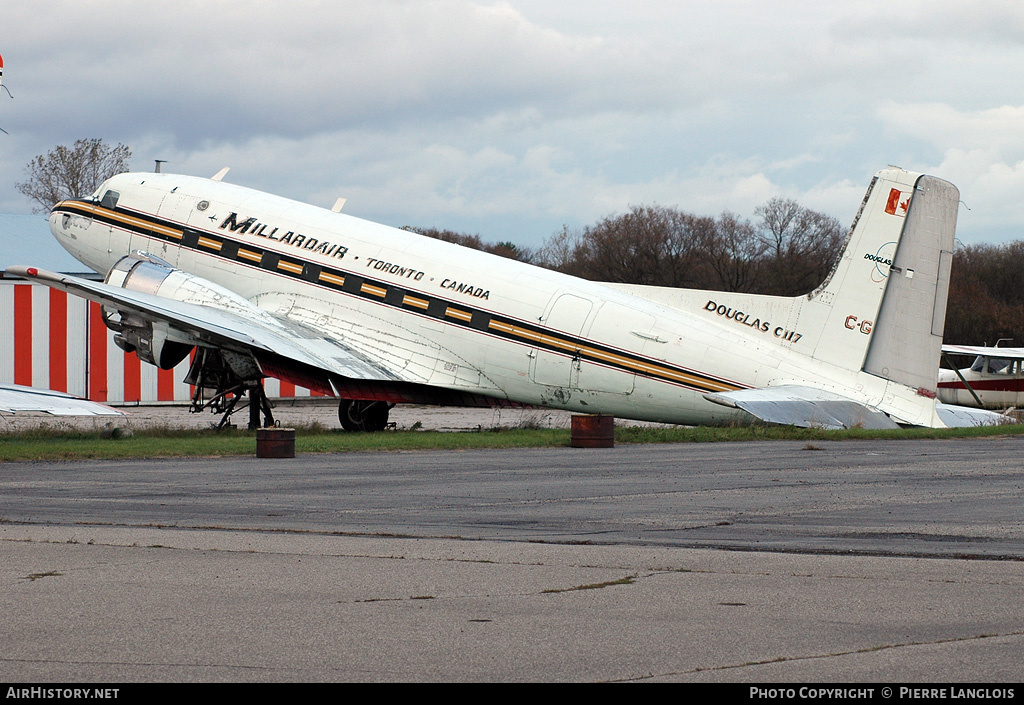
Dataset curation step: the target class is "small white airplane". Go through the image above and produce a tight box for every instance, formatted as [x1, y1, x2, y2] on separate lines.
[5, 165, 1007, 430]
[938, 344, 1024, 410]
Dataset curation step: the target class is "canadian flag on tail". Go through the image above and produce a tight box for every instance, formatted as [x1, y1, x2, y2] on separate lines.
[884, 187, 911, 216]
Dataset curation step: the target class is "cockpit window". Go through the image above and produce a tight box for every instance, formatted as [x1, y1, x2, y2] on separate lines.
[100, 190, 120, 209]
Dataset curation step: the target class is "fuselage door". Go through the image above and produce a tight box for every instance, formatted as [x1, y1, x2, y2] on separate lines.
[531, 293, 592, 389]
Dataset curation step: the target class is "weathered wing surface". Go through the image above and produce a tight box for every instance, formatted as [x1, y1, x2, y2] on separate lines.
[935, 403, 1014, 427]
[0, 384, 123, 416]
[703, 385, 901, 430]
[5, 266, 400, 383]
[706, 384, 1012, 429]
[941, 344, 1024, 359]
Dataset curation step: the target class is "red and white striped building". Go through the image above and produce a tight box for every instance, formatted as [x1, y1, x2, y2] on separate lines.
[1, 215, 317, 405]
[0, 280, 318, 405]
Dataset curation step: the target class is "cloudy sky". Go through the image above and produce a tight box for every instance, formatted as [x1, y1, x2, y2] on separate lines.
[2, 0, 1024, 248]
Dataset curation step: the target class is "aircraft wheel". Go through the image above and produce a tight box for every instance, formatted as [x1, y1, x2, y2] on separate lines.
[338, 399, 390, 432]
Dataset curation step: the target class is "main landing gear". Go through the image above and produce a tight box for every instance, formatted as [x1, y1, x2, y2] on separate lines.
[338, 399, 393, 432]
[200, 380, 275, 431]
[185, 350, 394, 432]
[186, 349, 276, 430]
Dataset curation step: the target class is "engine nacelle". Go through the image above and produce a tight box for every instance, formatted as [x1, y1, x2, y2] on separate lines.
[102, 252, 269, 370]
[111, 324, 191, 370]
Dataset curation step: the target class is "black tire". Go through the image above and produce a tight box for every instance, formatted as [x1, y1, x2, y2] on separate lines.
[338, 399, 390, 432]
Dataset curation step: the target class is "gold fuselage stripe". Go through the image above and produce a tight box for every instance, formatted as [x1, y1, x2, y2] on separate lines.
[52, 199, 743, 395]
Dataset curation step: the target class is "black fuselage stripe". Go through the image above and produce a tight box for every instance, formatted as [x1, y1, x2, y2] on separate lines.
[53, 200, 742, 393]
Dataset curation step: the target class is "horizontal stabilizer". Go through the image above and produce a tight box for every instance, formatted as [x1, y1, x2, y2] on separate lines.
[704, 385, 900, 430]
[0, 384, 123, 416]
[935, 403, 1014, 427]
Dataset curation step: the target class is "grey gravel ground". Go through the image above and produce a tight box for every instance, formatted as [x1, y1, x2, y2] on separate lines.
[0, 399, 671, 434]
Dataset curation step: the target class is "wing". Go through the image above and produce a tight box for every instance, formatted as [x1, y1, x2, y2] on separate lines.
[934, 403, 1013, 427]
[6, 265, 401, 389]
[7, 261, 518, 411]
[703, 385, 900, 429]
[942, 344, 1024, 359]
[705, 384, 1012, 429]
[0, 384, 123, 416]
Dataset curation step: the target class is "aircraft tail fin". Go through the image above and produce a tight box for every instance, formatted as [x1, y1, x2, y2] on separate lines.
[860, 176, 957, 391]
[805, 167, 958, 393]
[607, 166, 959, 405]
[702, 168, 963, 427]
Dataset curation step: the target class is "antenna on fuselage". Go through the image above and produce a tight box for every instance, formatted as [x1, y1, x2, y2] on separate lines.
[154, 160, 167, 173]
[211, 167, 230, 182]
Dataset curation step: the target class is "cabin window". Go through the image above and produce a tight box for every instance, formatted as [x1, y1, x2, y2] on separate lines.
[988, 358, 1011, 374]
[100, 190, 120, 210]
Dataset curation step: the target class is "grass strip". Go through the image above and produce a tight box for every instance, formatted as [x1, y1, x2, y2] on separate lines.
[1, 422, 1022, 462]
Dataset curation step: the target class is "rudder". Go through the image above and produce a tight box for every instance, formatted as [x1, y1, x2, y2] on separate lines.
[861, 175, 957, 392]
[802, 168, 958, 392]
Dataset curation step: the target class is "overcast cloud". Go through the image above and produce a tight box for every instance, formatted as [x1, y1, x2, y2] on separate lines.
[2, 0, 1024, 246]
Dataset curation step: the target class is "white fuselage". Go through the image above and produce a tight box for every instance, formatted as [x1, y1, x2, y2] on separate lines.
[48, 172, 932, 426]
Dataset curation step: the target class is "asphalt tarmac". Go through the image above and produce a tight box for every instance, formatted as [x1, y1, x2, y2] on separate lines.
[1, 425, 1023, 682]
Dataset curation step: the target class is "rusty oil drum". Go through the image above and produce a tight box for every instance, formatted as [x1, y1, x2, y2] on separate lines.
[570, 414, 614, 448]
[256, 427, 296, 458]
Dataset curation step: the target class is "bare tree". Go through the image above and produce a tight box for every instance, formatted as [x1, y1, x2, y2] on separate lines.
[16, 138, 132, 212]
[536, 225, 587, 275]
[945, 241, 1024, 345]
[546, 205, 717, 287]
[402, 226, 533, 262]
[755, 197, 844, 295]
[704, 212, 765, 292]
[571, 205, 674, 285]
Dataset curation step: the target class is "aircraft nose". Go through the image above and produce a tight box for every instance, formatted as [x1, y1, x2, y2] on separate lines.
[49, 207, 74, 241]
[48, 203, 104, 272]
